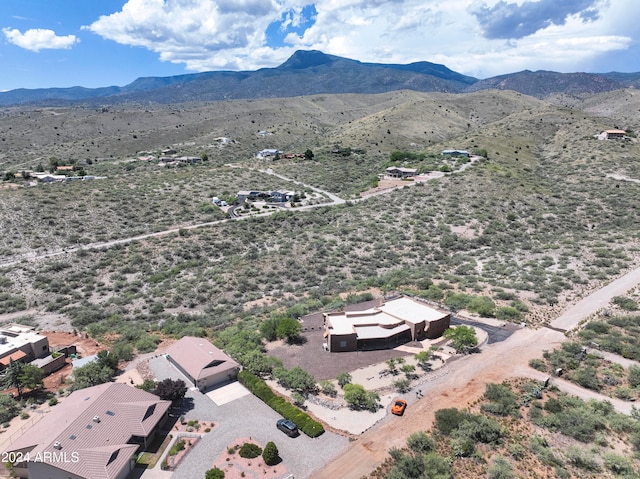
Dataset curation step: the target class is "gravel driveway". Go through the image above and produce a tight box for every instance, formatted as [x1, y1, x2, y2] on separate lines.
[148, 356, 349, 479]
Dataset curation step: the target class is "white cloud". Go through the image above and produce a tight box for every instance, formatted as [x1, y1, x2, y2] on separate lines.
[83, 0, 638, 77]
[3, 28, 78, 52]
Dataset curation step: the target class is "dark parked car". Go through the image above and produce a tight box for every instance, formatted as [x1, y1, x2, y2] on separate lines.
[276, 418, 299, 437]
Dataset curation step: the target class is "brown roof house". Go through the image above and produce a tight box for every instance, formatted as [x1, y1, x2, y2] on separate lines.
[5, 382, 170, 479]
[165, 336, 240, 391]
[324, 296, 450, 352]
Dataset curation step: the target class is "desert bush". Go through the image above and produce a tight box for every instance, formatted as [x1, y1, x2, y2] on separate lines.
[262, 441, 280, 466]
[565, 446, 601, 472]
[481, 383, 520, 417]
[319, 380, 336, 397]
[488, 455, 514, 479]
[205, 467, 225, 479]
[343, 383, 380, 412]
[238, 442, 262, 459]
[603, 453, 635, 476]
[528, 358, 547, 372]
[406, 431, 434, 454]
[393, 378, 411, 393]
[336, 372, 352, 388]
[612, 296, 638, 311]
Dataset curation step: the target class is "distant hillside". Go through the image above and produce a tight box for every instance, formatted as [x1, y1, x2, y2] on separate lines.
[465, 70, 626, 98]
[0, 50, 637, 107]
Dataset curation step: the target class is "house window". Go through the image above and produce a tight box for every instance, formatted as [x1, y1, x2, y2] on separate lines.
[43, 345, 47, 351]
[339, 341, 347, 348]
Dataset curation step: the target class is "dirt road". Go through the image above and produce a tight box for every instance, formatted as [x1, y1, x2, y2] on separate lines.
[310, 327, 565, 479]
[312, 262, 640, 479]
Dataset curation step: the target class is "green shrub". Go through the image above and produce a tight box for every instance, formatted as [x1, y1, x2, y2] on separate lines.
[262, 441, 280, 466]
[238, 442, 262, 459]
[612, 296, 638, 311]
[488, 455, 514, 479]
[205, 467, 225, 479]
[603, 453, 635, 475]
[481, 383, 520, 417]
[406, 431, 434, 454]
[238, 371, 324, 437]
[528, 358, 547, 372]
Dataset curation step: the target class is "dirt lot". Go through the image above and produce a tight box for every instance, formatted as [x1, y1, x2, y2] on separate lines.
[266, 312, 415, 381]
[40, 331, 106, 392]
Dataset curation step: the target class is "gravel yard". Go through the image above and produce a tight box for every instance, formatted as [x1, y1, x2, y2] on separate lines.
[147, 356, 350, 479]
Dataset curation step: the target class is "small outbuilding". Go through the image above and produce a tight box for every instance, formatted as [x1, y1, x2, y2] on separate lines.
[165, 336, 240, 391]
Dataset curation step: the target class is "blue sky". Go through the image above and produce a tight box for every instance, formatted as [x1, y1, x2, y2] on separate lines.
[1, 0, 638, 91]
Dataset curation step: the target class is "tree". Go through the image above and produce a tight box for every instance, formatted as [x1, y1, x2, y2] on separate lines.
[136, 379, 157, 392]
[153, 378, 187, 402]
[96, 350, 119, 371]
[262, 441, 280, 466]
[19, 364, 44, 393]
[0, 394, 20, 423]
[276, 317, 302, 343]
[273, 366, 316, 394]
[304, 149, 315, 161]
[3, 359, 25, 398]
[73, 361, 115, 390]
[111, 342, 133, 362]
[343, 383, 379, 411]
[241, 350, 282, 378]
[443, 326, 478, 353]
[415, 346, 439, 371]
[259, 318, 280, 342]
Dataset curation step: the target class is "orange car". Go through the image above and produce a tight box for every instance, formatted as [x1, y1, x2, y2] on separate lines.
[391, 398, 407, 416]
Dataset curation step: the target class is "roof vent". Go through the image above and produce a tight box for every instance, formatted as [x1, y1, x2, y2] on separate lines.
[93, 415, 100, 423]
[53, 441, 62, 450]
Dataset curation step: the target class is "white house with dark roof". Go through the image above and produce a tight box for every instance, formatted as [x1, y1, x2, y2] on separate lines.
[165, 336, 240, 391]
[5, 382, 170, 479]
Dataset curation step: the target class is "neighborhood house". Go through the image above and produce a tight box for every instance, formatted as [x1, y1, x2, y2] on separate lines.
[236, 190, 294, 204]
[324, 296, 450, 352]
[5, 382, 170, 479]
[386, 167, 418, 179]
[441, 149, 470, 157]
[0, 324, 49, 370]
[165, 336, 240, 391]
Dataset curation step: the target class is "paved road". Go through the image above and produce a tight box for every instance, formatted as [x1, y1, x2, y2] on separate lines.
[550, 266, 640, 331]
[450, 316, 520, 344]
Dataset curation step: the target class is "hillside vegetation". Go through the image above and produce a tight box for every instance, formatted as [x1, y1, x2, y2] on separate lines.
[0, 89, 639, 341]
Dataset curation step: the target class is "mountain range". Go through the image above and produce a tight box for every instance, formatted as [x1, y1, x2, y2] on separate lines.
[2, 50, 639, 107]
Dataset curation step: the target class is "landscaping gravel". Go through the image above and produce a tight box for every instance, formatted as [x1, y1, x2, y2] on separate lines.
[148, 356, 350, 479]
